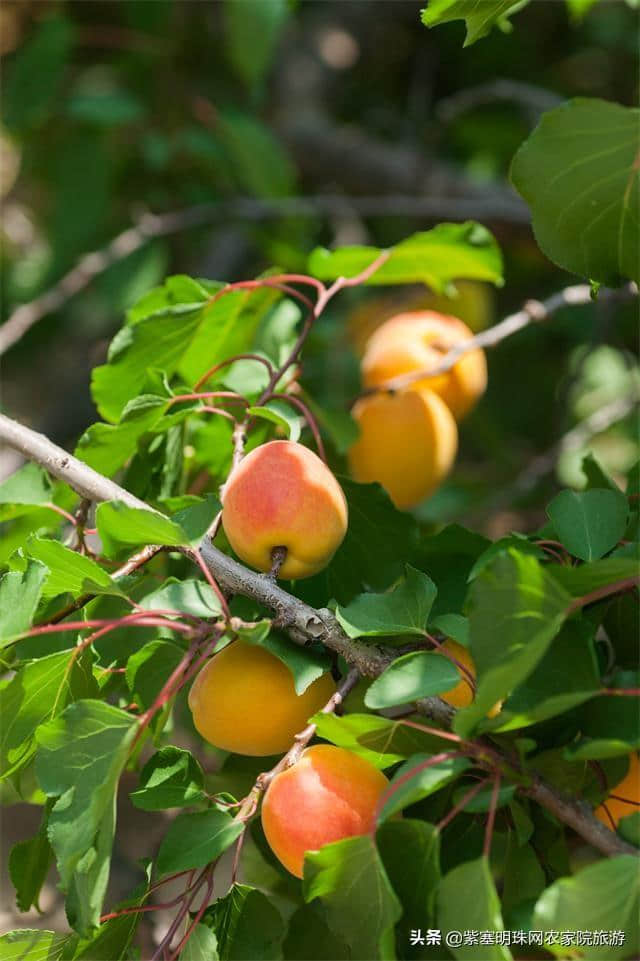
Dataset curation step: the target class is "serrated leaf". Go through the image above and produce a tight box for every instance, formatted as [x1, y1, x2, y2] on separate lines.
[156, 809, 244, 875]
[421, 0, 526, 46]
[34, 700, 137, 934]
[309, 223, 503, 293]
[1, 648, 97, 780]
[171, 494, 221, 545]
[547, 488, 629, 561]
[75, 397, 167, 476]
[130, 746, 205, 810]
[96, 501, 186, 556]
[180, 924, 220, 961]
[336, 566, 436, 638]
[454, 551, 570, 738]
[303, 835, 401, 961]
[533, 855, 639, 958]
[511, 98, 640, 285]
[139, 577, 222, 617]
[438, 857, 512, 960]
[205, 883, 285, 961]
[310, 712, 440, 769]
[24, 537, 123, 598]
[364, 651, 460, 709]
[0, 560, 47, 646]
[125, 640, 185, 710]
[0, 929, 72, 961]
[378, 754, 470, 822]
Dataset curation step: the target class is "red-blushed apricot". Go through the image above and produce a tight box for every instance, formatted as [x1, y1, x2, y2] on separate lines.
[361, 310, 487, 420]
[261, 744, 389, 878]
[348, 386, 458, 509]
[594, 752, 640, 829]
[221, 440, 348, 579]
[438, 639, 502, 719]
[187, 641, 336, 757]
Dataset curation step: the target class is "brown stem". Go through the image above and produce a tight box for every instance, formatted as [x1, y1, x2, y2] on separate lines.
[567, 576, 640, 615]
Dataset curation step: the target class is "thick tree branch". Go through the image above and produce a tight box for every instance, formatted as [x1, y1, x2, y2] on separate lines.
[0, 410, 635, 858]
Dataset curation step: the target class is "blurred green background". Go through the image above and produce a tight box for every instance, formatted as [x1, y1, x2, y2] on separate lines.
[1, 0, 638, 534]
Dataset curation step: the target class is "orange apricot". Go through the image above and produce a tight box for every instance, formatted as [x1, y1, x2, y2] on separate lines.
[261, 744, 389, 877]
[361, 310, 487, 420]
[438, 638, 501, 719]
[221, 440, 348, 579]
[594, 753, 640, 829]
[188, 641, 336, 757]
[347, 386, 458, 509]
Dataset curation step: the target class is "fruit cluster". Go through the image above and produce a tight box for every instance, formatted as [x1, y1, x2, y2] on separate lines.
[348, 309, 487, 508]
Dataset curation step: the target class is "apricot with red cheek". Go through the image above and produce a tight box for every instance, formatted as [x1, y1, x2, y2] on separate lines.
[221, 440, 348, 579]
[261, 744, 389, 878]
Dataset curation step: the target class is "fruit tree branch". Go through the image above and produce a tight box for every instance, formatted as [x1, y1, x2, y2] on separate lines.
[369, 282, 638, 395]
[0, 410, 635, 858]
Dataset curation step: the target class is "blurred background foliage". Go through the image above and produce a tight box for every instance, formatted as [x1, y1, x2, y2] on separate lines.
[1, 0, 638, 536]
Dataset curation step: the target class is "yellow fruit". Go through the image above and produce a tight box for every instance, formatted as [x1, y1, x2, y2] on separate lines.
[361, 310, 487, 420]
[188, 641, 336, 756]
[348, 387, 458, 509]
[439, 639, 502, 718]
[594, 753, 640, 829]
[221, 440, 348, 579]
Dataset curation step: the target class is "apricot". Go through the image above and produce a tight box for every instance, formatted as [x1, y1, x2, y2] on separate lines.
[188, 641, 336, 756]
[261, 744, 389, 877]
[361, 310, 487, 420]
[221, 440, 348, 579]
[438, 639, 501, 719]
[594, 752, 640, 829]
[348, 386, 458, 509]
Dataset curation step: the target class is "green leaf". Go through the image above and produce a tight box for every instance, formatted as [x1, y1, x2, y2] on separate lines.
[336, 566, 436, 638]
[25, 537, 123, 598]
[0, 462, 52, 507]
[412, 524, 490, 618]
[549, 555, 639, 595]
[309, 223, 503, 293]
[96, 501, 185, 555]
[180, 925, 219, 961]
[139, 577, 222, 617]
[246, 400, 302, 443]
[283, 904, 350, 961]
[1, 648, 97, 780]
[0, 930, 72, 961]
[323, 479, 417, 604]
[205, 883, 285, 960]
[430, 613, 470, 647]
[618, 811, 640, 848]
[156, 809, 244, 874]
[467, 535, 545, 581]
[547, 488, 629, 561]
[310, 712, 440, 769]
[421, 0, 526, 46]
[491, 619, 600, 731]
[438, 857, 512, 960]
[243, 629, 332, 695]
[581, 452, 620, 491]
[3, 16, 73, 131]
[377, 820, 440, 959]
[564, 673, 640, 758]
[171, 494, 221, 545]
[511, 98, 640, 285]
[0, 561, 47, 646]
[130, 746, 205, 811]
[224, 0, 289, 88]
[34, 701, 137, 934]
[125, 640, 185, 710]
[501, 837, 546, 919]
[303, 835, 402, 961]
[216, 112, 295, 198]
[533, 855, 639, 957]
[8, 802, 52, 912]
[454, 551, 570, 738]
[364, 651, 461, 709]
[378, 754, 470, 822]
[451, 782, 516, 812]
[75, 397, 167, 476]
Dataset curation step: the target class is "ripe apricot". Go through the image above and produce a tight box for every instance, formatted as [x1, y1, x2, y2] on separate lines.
[348, 386, 458, 509]
[594, 752, 640, 829]
[221, 440, 348, 579]
[261, 744, 389, 877]
[361, 310, 487, 420]
[188, 641, 336, 756]
[438, 639, 501, 719]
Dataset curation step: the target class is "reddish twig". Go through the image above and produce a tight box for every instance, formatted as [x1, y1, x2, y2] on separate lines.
[269, 393, 328, 462]
[194, 353, 275, 391]
[567, 576, 640, 615]
[483, 774, 502, 858]
[437, 778, 490, 831]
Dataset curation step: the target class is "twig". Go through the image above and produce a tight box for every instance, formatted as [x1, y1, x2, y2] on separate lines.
[0, 410, 636, 858]
[437, 79, 562, 124]
[365, 283, 638, 395]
